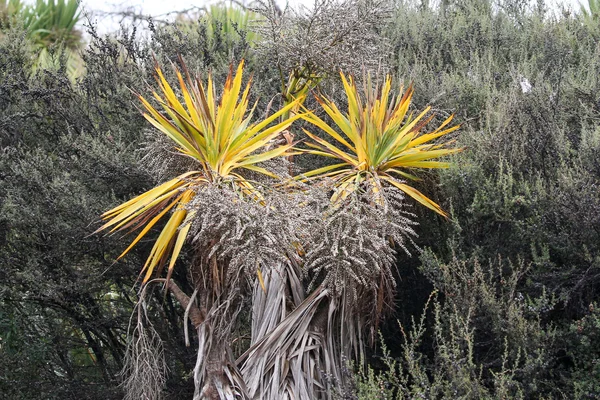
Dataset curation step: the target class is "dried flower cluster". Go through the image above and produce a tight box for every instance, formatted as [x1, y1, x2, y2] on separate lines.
[141, 127, 199, 181]
[121, 299, 167, 400]
[251, 0, 393, 79]
[185, 181, 322, 283]
[305, 184, 417, 302]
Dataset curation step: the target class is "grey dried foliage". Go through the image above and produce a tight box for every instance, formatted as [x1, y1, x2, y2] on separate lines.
[193, 311, 248, 400]
[185, 180, 324, 284]
[251, 0, 393, 78]
[121, 297, 167, 400]
[305, 184, 418, 304]
[140, 127, 199, 182]
[239, 283, 332, 400]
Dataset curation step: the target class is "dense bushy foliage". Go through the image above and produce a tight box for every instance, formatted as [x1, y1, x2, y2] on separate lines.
[0, 27, 146, 399]
[1, 0, 599, 398]
[356, 0, 600, 398]
[0, 17, 245, 398]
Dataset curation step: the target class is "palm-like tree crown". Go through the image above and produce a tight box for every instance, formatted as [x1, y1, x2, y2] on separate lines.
[301, 72, 461, 215]
[97, 60, 303, 283]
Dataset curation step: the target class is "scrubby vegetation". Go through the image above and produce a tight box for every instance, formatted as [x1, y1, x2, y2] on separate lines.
[1, 0, 599, 399]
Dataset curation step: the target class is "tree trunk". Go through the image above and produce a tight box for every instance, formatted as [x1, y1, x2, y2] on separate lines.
[194, 322, 247, 400]
[240, 277, 334, 400]
[167, 281, 248, 399]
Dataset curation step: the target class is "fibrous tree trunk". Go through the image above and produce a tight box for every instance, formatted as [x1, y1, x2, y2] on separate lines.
[241, 276, 377, 400]
[167, 276, 248, 400]
[240, 277, 335, 400]
[194, 319, 248, 400]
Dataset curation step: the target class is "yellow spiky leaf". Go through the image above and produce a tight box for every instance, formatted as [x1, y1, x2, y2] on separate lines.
[97, 59, 303, 283]
[299, 72, 462, 216]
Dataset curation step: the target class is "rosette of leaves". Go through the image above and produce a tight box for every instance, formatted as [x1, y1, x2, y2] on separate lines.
[97, 59, 303, 284]
[173, 3, 263, 51]
[581, 0, 599, 20]
[300, 72, 462, 216]
[21, 0, 81, 51]
[0, 0, 83, 77]
[203, 3, 262, 46]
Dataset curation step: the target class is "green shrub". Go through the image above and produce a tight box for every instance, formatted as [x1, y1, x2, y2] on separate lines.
[2, 0, 600, 397]
[353, 255, 558, 399]
[370, 0, 600, 398]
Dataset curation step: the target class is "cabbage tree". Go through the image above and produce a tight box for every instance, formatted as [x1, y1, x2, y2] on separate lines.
[98, 59, 303, 399]
[240, 71, 461, 399]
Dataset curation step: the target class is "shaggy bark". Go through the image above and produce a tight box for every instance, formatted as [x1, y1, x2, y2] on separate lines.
[167, 281, 205, 328]
[165, 279, 248, 399]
